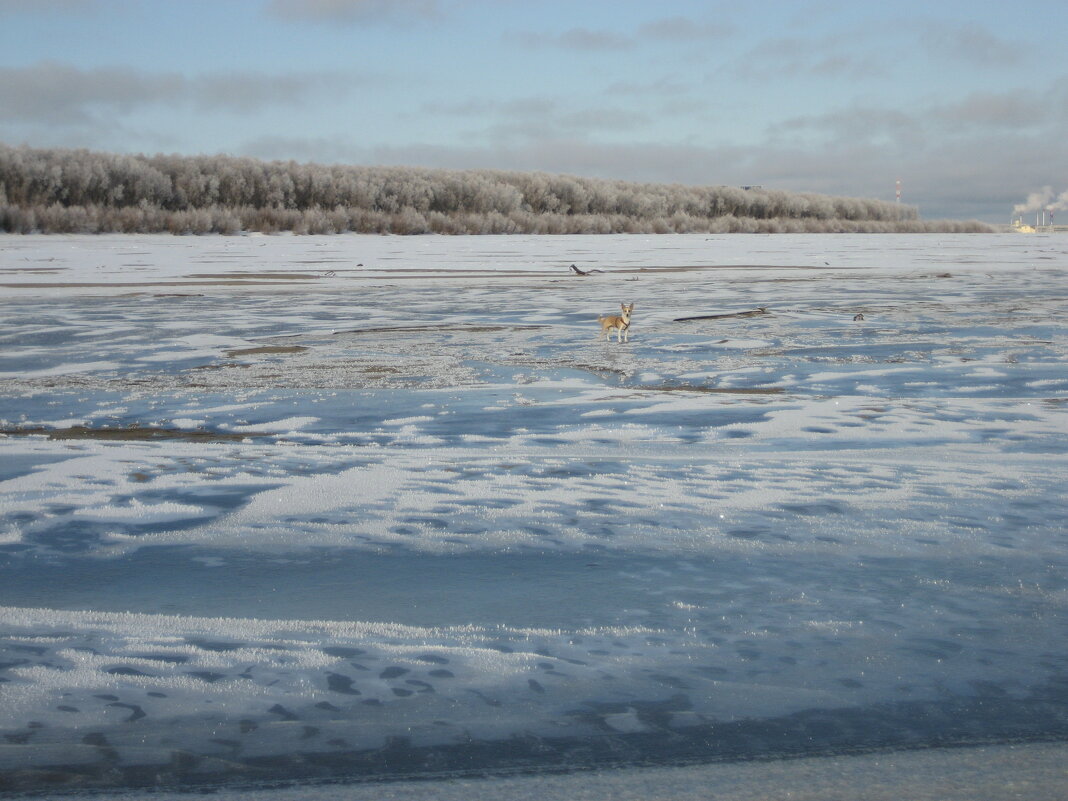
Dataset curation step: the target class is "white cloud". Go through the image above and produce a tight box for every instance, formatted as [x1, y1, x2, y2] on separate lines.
[932, 90, 1047, 130]
[0, 0, 98, 13]
[916, 21, 1026, 67]
[768, 106, 921, 151]
[729, 35, 887, 81]
[606, 76, 692, 98]
[418, 95, 651, 142]
[508, 27, 634, 51]
[0, 62, 356, 125]
[265, 0, 443, 24]
[0, 63, 184, 125]
[508, 15, 731, 52]
[636, 16, 733, 42]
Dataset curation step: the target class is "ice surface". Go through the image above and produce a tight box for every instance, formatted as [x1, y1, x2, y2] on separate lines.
[102, 742, 1068, 801]
[1, 233, 1066, 793]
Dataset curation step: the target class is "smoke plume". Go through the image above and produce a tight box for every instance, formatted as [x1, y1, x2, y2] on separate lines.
[1013, 187, 1068, 225]
[1050, 189, 1068, 212]
[1013, 186, 1054, 214]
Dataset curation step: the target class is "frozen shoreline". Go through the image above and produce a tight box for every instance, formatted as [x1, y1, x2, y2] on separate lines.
[109, 741, 1068, 801]
[0, 231, 1054, 293]
[2, 603, 1067, 793]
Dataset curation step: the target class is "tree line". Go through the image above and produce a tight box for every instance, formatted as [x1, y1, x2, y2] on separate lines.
[0, 144, 990, 235]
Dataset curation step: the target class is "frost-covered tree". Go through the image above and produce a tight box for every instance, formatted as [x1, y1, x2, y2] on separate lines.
[0, 143, 988, 234]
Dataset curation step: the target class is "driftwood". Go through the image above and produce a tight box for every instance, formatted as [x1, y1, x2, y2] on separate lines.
[0, 425, 265, 442]
[332, 323, 546, 335]
[673, 307, 768, 322]
[569, 264, 604, 276]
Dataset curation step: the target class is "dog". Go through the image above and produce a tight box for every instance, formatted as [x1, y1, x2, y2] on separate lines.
[598, 302, 634, 342]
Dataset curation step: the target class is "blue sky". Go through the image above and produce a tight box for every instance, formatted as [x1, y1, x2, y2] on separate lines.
[1, 0, 1066, 222]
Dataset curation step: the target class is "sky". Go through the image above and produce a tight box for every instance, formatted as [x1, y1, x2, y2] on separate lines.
[0, 0, 1066, 223]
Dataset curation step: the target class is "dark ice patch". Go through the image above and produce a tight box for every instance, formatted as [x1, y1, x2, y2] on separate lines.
[778, 501, 848, 516]
[268, 704, 297, 720]
[186, 639, 243, 652]
[415, 653, 449, 664]
[107, 702, 146, 722]
[322, 646, 366, 658]
[186, 671, 227, 683]
[326, 673, 361, 695]
[132, 653, 189, 664]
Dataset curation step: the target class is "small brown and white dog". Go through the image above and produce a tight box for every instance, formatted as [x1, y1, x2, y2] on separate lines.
[598, 302, 634, 342]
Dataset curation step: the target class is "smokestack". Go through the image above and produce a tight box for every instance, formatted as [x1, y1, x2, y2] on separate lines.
[896, 179, 901, 203]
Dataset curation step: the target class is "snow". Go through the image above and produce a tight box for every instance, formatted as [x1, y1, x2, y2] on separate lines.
[225, 415, 320, 432]
[1, 232, 1066, 794]
[0, 360, 121, 377]
[71, 499, 214, 523]
[98, 742, 1068, 801]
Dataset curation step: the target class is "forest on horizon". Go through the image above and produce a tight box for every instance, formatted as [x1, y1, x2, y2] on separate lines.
[0, 144, 992, 235]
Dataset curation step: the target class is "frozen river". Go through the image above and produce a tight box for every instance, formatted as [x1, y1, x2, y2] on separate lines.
[0, 233, 1066, 794]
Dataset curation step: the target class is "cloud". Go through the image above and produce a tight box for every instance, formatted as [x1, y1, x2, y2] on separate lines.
[730, 35, 887, 81]
[0, 0, 98, 13]
[508, 27, 634, 51]
[0, 63, 184, 125]
[932, 90, 1046, 130]
[0, 62, 354, 124]
[420, 98, 499, 117]
[606, 76, 692, 98]
[189, 71, 357, 113]
[509, 15, 730, 52]
[917, 21, 1025, 67]
[419, 95, 651, 141]
[265, 0, 442, 24]
[769, 82, 1066, 153]
[636, 16, 733, 42]
[767, 105, 921, 150]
